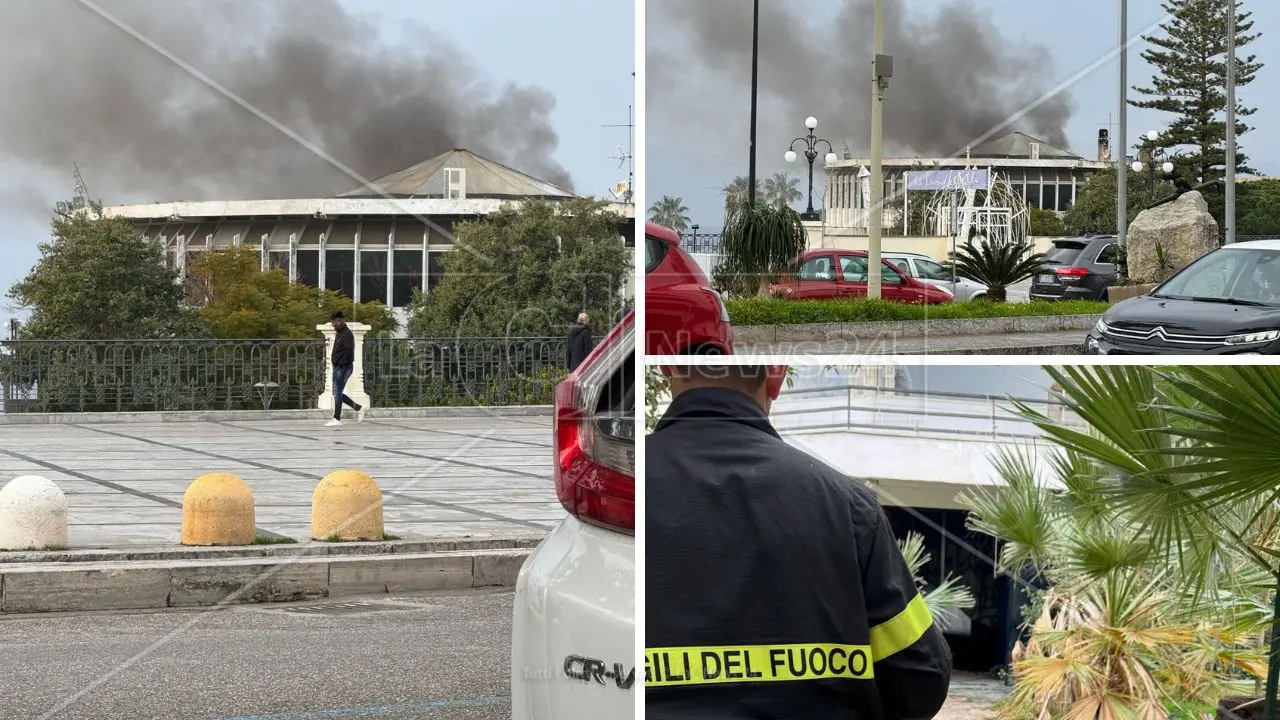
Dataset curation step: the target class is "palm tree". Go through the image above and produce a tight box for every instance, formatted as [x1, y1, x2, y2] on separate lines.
[952, 237, 1046, 302]
[897, 531, 975, 631]
[719, 201, 807, 297]
[762, 172, 803, 209]
[1013, 365, 1280, 720]
[648, 195, 691, 233]
[723, 175, 749, 212]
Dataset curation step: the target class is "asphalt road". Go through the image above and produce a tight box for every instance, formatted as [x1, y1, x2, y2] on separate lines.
[0, 589, 515, 720]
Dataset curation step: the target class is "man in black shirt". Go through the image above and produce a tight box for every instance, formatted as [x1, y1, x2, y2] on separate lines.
[647, 365, 952, 720]
[325, 311, 364, 427]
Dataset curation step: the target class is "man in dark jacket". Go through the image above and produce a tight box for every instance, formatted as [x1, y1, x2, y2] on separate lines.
[565, 312, 594, 372]
[325, 311, 364, 427]
[647, 365, 952, 720]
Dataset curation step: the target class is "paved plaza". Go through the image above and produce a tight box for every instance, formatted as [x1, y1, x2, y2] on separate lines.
[0, 415, 559, 548]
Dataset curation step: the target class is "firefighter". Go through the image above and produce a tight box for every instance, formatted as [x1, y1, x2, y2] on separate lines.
[647, 365, 952, 720]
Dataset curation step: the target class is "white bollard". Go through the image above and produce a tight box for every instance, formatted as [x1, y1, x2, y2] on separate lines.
[0, 475, 69, 550]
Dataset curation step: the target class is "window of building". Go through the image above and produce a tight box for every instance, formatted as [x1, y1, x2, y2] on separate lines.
[359, 251, 388, 305]
[427, 252, 445, 291]
[1025, 183, 1041, 209]
[392, 250, 423, 307]
[1042, 184, 1058, 212]
[296, 250, 319, 288]
[267, 251, 290, 274]
[1058, 184, 1074, 211]
[326, 249, 355, 300]
[445, 168, 467, 200]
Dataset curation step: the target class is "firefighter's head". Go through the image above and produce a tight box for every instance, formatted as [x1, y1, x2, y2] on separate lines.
[663, 365, 788, 413]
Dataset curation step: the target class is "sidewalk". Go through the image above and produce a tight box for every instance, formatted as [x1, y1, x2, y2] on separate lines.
[0, 413, 560, 548]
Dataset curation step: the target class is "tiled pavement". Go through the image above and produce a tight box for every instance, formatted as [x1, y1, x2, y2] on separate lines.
[0, 415, 559, 548]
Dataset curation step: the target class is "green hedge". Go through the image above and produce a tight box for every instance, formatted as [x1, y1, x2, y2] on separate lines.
[726, 298, 1110, 326]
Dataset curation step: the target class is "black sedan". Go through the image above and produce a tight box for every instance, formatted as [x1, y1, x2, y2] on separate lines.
[1086, 240, 1280, 355]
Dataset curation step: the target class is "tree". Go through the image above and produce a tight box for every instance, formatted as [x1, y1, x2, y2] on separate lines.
[723, 175, 749, 212]
[187, 247, 396, 339]
[762, 172, 803, 209]
[717, 202, 807, 298]
[952, 237, 1045, 302]
[406, 199, 629, 338]
[1063, 169, 1172, 236]
[1028, 207, 1065, 237]
[7, 205, 198, 339]
[648, 195, 691, 233]
[1131, 0, 1262, 187]
[1239, 179, 1280, 235]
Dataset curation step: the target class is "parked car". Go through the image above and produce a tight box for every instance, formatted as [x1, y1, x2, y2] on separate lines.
[645, 223, 733, 354]
[1086, 239, 1280, 355]
[1029, 235, 1119, 301]
[770, 249, 954, 304]
[884, 251, 988, 302]
[511, 312, 635, 719]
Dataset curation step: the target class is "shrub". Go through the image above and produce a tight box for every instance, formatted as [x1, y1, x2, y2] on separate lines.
[725, 298, 1109, 326]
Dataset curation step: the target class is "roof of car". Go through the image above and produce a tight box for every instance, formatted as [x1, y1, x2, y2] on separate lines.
[646, 223, 681, 246]
[882, 251, 933, 259]
[1223, 239, 1280, 251]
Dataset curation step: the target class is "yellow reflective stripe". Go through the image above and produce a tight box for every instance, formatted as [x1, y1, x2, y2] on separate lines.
[869, 593, 933, 661]
[645, 644, 874, 687]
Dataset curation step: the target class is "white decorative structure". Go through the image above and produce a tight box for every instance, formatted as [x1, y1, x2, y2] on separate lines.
[0, 475, 69, 550]
[316, 322, 371, 412]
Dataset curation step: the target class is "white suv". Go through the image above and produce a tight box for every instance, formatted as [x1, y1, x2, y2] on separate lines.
[884, 251, 989, 302]
[511, 313, 635, 720]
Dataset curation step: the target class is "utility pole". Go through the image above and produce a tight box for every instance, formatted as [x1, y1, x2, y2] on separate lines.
[1225, 0, 1237, 244]
[867, 0, 888, 299]
[748, 0, 760, 206]
[1117, 0, 1128, 247]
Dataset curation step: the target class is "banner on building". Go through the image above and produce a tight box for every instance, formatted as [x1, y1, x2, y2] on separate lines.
[904, 169, 990, 191]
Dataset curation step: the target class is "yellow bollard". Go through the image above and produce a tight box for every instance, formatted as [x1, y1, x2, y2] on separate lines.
[181, 473, 256, 546]
[311, 469, 383, 541]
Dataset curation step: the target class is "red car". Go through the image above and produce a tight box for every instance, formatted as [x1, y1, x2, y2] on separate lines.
[645, 223, 734, 355]
[771, 249, 955, 304]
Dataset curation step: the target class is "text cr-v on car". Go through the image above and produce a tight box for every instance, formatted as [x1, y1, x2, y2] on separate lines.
[511, 311, 635, 719]
[644, 223, 734, 355]
[1086, 239, 1280, 355]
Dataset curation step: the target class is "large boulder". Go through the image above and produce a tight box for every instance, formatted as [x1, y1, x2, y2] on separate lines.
[1126, 190, 1219, 284]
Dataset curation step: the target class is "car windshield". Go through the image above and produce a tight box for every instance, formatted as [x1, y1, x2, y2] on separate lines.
[913, 258, 953, 281]
[1154, 248, 1280, 306]
[1043, 241, 1086, 265]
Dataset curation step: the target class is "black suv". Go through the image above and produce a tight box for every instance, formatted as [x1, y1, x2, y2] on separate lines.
[1029, 235, 1119, 301]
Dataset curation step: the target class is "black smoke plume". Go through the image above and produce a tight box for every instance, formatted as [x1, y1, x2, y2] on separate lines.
[648, 0, 1075, 164]
[0, 0, 573, 204]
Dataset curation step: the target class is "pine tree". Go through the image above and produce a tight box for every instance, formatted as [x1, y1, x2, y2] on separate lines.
[1130, 0, 1262, 185]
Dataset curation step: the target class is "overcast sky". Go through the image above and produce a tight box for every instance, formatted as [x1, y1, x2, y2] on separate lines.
[647, 0, 1280, 231]
[0, 0, 633, 323]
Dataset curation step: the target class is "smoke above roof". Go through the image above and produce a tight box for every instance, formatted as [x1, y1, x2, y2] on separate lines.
[0, 0, 573, 205]
[647, 0, 1075, 164]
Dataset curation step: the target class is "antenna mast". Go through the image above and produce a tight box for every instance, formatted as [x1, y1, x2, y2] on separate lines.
[603, 77, 635, 203]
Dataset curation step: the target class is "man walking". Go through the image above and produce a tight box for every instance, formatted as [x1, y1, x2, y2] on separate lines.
[325, 311, 365, 428]
[565, 311, 594, 372]
[646, 365, 952, 719]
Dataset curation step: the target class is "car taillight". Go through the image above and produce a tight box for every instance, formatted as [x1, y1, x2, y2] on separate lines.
[552, 319, 635, 534]
[1055, 266, 1089, 278]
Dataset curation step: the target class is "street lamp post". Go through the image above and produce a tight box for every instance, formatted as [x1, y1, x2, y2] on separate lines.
[1131, 130, 1176, 203]
[786, 117, 839, 221]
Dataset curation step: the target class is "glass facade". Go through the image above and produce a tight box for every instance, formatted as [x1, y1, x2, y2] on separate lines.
[392, 250, 424, 308]
[359, 251, 388, 305]
[325, 249, 355, 300]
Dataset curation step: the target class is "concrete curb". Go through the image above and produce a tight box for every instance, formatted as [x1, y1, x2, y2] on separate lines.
[0, 540, 541, 614]
[733, 313, 1100, 345]
[0, 405, 553, 426]
[926, 343, 1083, 356]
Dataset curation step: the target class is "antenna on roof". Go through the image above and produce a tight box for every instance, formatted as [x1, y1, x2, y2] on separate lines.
[603, 98, 635, 203]
[70, 162, 101, 216]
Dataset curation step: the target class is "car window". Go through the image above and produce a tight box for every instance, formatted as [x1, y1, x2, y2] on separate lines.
[914, 258, 953, 281]
[1095, 244, 1117, 264]
[839, 255, 869, 282]
[796, 255, 836, 281]
[1157, 249, 1279, 303]
[887, 258, 912, 276]
[644, 235, 668, 274]
[1044, 241, 1086, 265]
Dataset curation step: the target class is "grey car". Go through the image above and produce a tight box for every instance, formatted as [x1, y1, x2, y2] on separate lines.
[1029, 235, 1119, 301]
[884, 252, 989, 302]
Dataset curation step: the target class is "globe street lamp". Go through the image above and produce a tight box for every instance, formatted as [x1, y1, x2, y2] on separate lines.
[1131, 130, 1175, 203]
[785, 116, 839, 220]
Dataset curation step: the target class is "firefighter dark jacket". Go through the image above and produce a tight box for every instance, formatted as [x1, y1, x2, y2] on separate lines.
[646, 387, 953, 720]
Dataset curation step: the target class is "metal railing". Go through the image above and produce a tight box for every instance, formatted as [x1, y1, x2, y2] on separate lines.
[678, 231, 725, 254]
[362, 337, 567, 408]
[0, 339, 326, 413]
[770, 383, 1083, 440]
